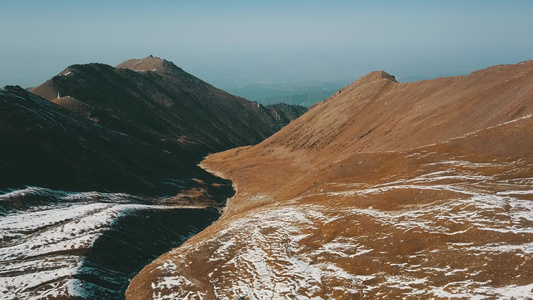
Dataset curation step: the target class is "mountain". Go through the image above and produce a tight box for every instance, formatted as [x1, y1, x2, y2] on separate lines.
[30, 55, 307, 157]
[1, 85, 192, 195]
[0, 57, 306, 299]
[127, 61, 533, 299]
[16, 56, 306, 194]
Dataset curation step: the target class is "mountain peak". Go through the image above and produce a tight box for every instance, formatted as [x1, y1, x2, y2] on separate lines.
[116, 55, 181, 75]
[356, 70, 398, 84]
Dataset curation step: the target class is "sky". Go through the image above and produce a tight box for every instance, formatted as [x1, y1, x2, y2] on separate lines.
[1, 0, 532, 89]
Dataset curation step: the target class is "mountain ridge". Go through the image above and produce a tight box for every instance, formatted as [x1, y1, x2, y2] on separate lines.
[126, 60, 533, 299]
[0, 57, 307, 299]
[30, 56, 308, 157]
[4, 56, 307, 195]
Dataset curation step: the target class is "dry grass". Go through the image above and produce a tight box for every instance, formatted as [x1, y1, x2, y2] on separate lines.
[127, 61, 533, 299]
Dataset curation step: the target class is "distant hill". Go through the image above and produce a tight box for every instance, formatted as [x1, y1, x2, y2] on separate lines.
[224, 81, 347, 107]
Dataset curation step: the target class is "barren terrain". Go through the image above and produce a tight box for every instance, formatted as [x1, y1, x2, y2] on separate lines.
[127, 61, 533, 299]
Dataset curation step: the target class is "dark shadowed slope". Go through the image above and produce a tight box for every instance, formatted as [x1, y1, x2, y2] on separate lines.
[30, 56, 307, 157]
[0, 85, 227, 196]
[5, 55, 306, 194]
[1, 56, 306, 300]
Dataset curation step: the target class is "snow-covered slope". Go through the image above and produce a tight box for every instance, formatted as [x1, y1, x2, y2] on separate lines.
[0, 187, 222, 299]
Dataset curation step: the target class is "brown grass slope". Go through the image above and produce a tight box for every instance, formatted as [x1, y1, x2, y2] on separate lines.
[127, 61, 533, 299]
[202, 61, 533, 210]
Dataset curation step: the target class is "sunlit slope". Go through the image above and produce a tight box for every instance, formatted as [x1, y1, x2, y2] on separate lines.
[128, 61, 533, 299]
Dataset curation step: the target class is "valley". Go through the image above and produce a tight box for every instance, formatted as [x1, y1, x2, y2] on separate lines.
[0, 56, 305, 299]
[1, 58, 532, 299]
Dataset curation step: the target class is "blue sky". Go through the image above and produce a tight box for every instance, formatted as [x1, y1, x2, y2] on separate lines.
[1, 0, 532, 88]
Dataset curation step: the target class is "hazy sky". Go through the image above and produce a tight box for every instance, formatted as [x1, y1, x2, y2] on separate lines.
[1, 0, 532, 88]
